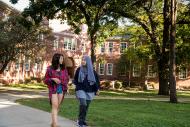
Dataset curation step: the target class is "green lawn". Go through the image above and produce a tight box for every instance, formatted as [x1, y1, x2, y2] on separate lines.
[100, 90, 190, 98]
[17, 98, 190, 127]
[6, 83, 190, 99]
[6, 83, 47, 90]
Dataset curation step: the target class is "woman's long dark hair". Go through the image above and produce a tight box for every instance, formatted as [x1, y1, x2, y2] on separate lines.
[51, 53, 65, 70]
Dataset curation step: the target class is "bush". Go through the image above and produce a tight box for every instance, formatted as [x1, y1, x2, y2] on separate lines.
[19, 80, 24, 84]
[122, 81, 129, 88]
[114, 81, 122, 89]
[100, 81, 111, 90]
[30, 77, 43, 83]
[24, 78, 31, 84]
[0, 79, 9, 85]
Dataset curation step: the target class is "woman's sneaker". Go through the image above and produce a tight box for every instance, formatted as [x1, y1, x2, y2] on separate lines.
[83, 121, 88, 126]
[77, 120, 85, 127]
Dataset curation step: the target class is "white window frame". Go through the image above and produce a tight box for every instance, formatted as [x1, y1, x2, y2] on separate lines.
[99, 63, 105, 75]
[133, 64, 141, 77]
[64, 37, 76, 50]
[25, 60, 30, 72]
[120, 42, 127, 53]
[34, 63, 38, 71]
[108, 42, 113, 53]
[15, 62, 20, 71]
[53, 37, 59, 50]
[179, 67, 188, 79]
[106, 63, 113, 75]
[100, 44, 105, 53]
[147, 65, 156, 78]
[38, 33, 44, 41]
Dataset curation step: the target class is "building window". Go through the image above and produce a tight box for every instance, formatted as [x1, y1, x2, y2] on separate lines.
[99, 63, 105, 75]
[38, 33, 44, 41]
[107, 63, 113, 75]
[133, 64, 141, 77]
[81, 43, 86, 53]
[34, 63, 37, 71]
[64, 37, 76, 50]
[108, 42, 113, 53]
[147, 65, 156, 78]
[15, 62, 20, 71]
[25, 60, 30, 71]
[179, 67, 188, 79]
[100, 44, 105, 53]
[53, 37, 59, 50]
[34, 63, 42, 72]
[120, 42, 127, 53]
[5, 66, 9, 72]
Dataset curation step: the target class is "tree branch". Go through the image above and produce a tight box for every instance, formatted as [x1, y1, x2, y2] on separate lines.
[177, 20, 190, 24]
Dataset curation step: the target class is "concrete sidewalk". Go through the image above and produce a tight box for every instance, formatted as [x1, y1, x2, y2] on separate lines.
[0, 89, 76, 127]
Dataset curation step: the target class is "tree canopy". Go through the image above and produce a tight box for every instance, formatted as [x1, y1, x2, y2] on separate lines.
[0, 15, 51, 73]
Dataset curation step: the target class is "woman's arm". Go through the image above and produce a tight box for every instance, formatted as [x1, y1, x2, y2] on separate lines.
[73, 68, 80, 86]
[58, 69, 69, 93]
[44, 68, 52, 86]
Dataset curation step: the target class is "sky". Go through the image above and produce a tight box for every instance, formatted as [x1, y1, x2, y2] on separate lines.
[2, 0, 29, 11]
[1, 0, 69, 32]
[1, 0, 130, 32]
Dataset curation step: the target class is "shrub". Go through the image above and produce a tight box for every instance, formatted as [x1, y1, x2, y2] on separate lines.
[0, 79, 9, 85]
[24, 78, 31, 84]
[19, 80, 24, 84]
[114, 81, 122, 89]
[30, 77, 42, 83]
[100, 81, 111, 90]
[122, 81, 129, 88]
[129, 82, 138, 87]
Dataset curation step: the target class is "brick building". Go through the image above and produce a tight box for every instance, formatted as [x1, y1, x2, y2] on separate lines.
[95, 36, 190, 90]
[0, 1, 189, 89]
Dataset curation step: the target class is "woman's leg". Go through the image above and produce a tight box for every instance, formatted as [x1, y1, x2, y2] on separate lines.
[57, 93, 64, 112]
[51, 94, 59, 127]
[78, 98, 87, 126]
[83, 100, 91, 125]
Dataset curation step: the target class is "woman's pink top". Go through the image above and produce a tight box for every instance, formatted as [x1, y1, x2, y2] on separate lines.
[44, 66, 69, 102]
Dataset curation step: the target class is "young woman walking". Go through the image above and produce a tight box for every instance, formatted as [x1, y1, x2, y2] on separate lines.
[73, 55, 100, 127]
[44, 53, 69, 127]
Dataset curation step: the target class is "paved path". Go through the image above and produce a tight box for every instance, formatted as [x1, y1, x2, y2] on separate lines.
[0, 87, 190, 127]
[0, 87, 76, 127]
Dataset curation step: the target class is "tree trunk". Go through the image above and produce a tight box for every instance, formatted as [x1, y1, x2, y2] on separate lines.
[169, 0, 177, 103]
[128, 60, 131, 87]
[0, 62, 9, 74]
[158, 59, 169, 95]
[156, 0, 171, 95]
[150, 35, 169, 95]
[90, 36, 96, 64]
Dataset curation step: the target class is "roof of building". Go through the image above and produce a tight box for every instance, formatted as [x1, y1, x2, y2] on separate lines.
[0, 0, 19, 14]
[108, 34, 130, 40]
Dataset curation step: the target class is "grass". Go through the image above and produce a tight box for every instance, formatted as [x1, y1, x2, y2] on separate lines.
[7, 83, 47, 90]
[17, 98, 190, 127]
[69, 88, 190, 99]
[4, 83, 190, 99]
[99, 90, 190, 98]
